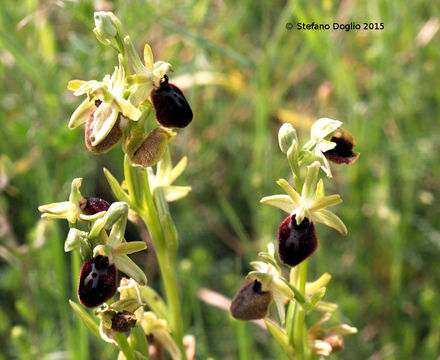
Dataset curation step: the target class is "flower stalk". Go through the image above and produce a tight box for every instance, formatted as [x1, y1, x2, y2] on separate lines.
[39, 11, 193, 360]
[231, 120, 359, 359]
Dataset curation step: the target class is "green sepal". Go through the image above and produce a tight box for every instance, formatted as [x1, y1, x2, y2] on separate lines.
[113, 241, 147, 256]
[260, 194, 296, 214]
[110, 298, 143, 313]
[311, 209, 347, 236]
[69, 300, 100, 338]
[124, 35, 147, 74]
[113, 255, 148, 286]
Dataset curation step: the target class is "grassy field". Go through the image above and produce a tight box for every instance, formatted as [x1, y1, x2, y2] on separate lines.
[1, 0, 440, 359]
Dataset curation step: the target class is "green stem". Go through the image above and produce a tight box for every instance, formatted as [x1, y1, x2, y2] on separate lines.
[71, 250, 88, 360]
[124, 157, 186, 359]
[292, 260, 310, 360]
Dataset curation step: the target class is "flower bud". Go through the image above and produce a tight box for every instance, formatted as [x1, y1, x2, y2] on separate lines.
[79, 197, 110, 215]
[278, 123, 297, 154]
[278, 215, 318, 267]
[85, 103, 122, 154]
[94, 12, 119, 41]
[151, 74, 193, 128]
[323, 128, 359, 165]
[78, 255, 117, 308]
[230, 280, 273, 320]
[129, 127, 175, 167]
[111, 310, 137, 333]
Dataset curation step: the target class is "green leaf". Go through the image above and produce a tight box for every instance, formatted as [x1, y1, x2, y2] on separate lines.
[113, 241, 147, 256]
[69, 300, 100, 338]
[260, 194, 296, 214]
[311, 209, 348, 235]
[130, 326, 150, 359]
[160, 213, 178, 253]
[264, 320, 296, 358]
[113, 255, 148, 286]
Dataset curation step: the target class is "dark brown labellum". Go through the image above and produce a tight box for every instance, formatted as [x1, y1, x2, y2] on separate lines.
[79, 197, 110, 215]
[150, 74, 193, 128]
[85, 105, 122, 154]
[78, 255, 117, 308]
[230, 280, 273, 320]
[323, 128, 359, 165]
[111, 310, 137, 333]
[278, 215, 318, 267]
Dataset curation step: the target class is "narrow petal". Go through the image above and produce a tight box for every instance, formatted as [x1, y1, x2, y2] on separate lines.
[68, 98, 95, 129]
[315, 179, 325, 199]
[169, 156, 188, 184]
[162, 185, 192, 202]
[91, 102, 119, 146]
[311, 209, 347, 235]
[309, 194, 342, 212]
[276, 179, 301, 205]
[143, 43, 154, 71]
[260, 194, 296, 214]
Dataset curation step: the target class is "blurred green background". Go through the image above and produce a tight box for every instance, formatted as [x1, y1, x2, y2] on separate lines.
[1, 0, 439, 359]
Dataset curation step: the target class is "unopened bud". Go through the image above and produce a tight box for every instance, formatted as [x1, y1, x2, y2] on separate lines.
[94, 12, 120, 41]
[278, 123, 297, 154]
